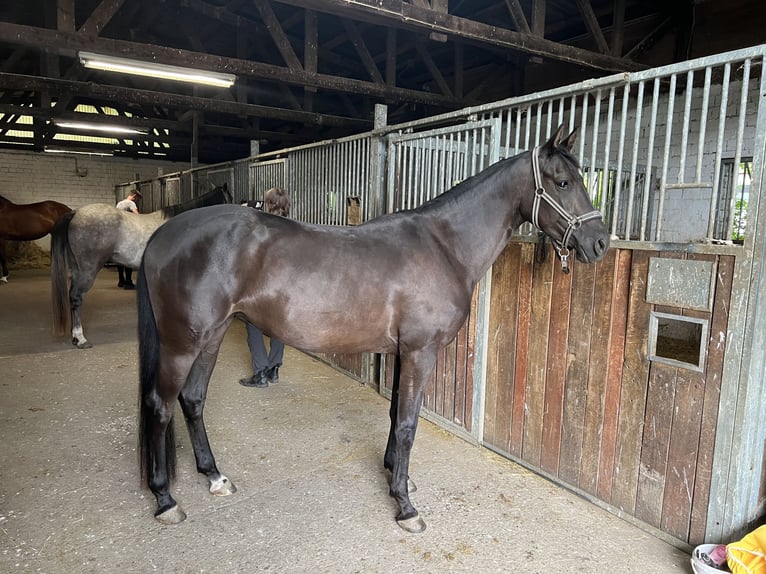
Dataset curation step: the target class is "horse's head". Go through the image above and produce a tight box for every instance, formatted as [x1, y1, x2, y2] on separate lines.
[521, 124, 610, 272]
[214, 182, 233, 204]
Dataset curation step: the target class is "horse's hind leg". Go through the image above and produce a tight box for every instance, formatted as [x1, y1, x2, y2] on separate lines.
[145, 347, 204, 525]
[68, 265, 100, 348]
[177, 326, 237, 498]
[0, 241, 8, 282]
[385, 350, 436, 534]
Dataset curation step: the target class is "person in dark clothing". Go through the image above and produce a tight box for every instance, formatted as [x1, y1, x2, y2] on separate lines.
[115, 189, 141, 289]
[239, 187, 291, 388]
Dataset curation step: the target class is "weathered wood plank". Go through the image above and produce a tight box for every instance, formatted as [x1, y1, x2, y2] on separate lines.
[577, 250, 615, 494]
[540, 258, 574, 475]
[597, 249, 631, 501]
[453, 313, 469, 428]
[557, 256, 596, 484]
[610, 249, 654, 513]
[510, 243, 534, 457]
[442, 336, 458, 421]
[522, 247, 555, 467]
[485, 244, 522, 451]
[689, 255, 733, 544]
[635, 361, 676, 528]
[464, 284, 479, 433]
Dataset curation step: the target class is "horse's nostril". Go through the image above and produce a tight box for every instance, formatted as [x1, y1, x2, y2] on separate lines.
[596, 237, 608, 256]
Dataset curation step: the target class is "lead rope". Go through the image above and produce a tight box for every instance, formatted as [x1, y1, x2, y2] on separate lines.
[531, 146, 603, 274]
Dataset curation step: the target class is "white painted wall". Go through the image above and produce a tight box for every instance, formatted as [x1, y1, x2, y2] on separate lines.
[0, 149, 189, 251]
[0, 149, 188, 209]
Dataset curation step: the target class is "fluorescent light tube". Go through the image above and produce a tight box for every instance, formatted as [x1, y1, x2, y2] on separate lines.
[55, 121, 147, 135]
[79, 51, 236, 88]
[44, 147, 114, 157]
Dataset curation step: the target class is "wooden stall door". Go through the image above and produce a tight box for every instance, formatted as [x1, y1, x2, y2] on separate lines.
[482, 244, 734, 546]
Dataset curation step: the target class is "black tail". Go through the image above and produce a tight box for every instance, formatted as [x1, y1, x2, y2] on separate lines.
[51, 211, 75, 336]
[137, 259, 176, 486]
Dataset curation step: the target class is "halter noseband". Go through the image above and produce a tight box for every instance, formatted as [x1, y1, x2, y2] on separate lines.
[531, 146, 603, 274]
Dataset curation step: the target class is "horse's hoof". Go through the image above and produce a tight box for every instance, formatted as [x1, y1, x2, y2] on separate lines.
[74, 340, 92, 349]
[209, 475, 237, 496]
[155, 504, 187, 525]
[397, 514, 426, 533]
[0, 276, 7, 283]
[408, 478, 417, 493]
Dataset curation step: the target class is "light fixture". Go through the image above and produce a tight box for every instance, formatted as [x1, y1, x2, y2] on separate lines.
[44, 147, 114, 157]
[78, 51, 236, 88]
[54, 120, 147, 135]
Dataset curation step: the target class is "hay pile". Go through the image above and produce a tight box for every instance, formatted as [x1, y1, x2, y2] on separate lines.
[3, 241, 51, 269]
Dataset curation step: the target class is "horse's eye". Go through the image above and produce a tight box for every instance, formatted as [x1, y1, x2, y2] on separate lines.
[557, 180, 568, 189]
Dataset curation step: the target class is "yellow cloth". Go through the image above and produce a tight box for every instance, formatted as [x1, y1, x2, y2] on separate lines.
[728, 525, 766, 574]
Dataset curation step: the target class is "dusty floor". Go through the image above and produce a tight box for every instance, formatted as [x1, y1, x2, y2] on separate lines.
[0, 268, 692, 573]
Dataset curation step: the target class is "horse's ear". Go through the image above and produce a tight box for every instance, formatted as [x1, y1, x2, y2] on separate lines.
[558, 126, 577, 152]
[543, 124, 565, 154]
[545, 124, 577, 154]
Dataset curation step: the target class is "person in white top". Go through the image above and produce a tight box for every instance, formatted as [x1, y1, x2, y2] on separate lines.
[115, 189, 141, 289]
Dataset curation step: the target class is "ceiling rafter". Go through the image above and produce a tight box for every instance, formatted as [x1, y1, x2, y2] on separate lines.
[0, 21, 461, 107]
[272, 0, 646, 72]
[0, 73, 371, 129]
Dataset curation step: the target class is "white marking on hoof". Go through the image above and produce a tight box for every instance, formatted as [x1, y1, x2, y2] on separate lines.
[72, 327, 91, 348]
[155, 504, 187, 525]
[209, 475, 237, 496]
[397, 514, 426, 533]
[0, 276, 7, 283]
[407, 478, 417, 493]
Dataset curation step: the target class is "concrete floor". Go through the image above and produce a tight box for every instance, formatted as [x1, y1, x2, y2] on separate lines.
[0, 268, 692, 573]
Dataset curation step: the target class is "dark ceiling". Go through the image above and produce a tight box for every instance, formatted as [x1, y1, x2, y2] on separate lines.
[0, 0, 739, 163]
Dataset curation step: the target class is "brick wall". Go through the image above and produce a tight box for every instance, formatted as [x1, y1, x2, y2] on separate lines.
[0, 149, 188, 209]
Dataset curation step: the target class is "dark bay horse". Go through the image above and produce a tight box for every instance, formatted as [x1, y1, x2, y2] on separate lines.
[51, 184, 232, 348]
[137, 125, 610, 532]
[0, 194, 72, 282]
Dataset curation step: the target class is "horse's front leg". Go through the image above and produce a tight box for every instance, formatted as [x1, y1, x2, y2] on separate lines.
[386, 350, 435, 533]
[177, 336, 236, 498]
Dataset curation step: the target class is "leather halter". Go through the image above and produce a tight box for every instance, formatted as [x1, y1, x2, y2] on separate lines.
[531, 146, 603, 274]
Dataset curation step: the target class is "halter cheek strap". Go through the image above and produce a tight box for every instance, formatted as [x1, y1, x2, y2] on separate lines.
[531, 146, 603, 274]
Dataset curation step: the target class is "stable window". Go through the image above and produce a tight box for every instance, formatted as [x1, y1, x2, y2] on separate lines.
[715, 158, 752, 242]
[648, 312, 708, 372]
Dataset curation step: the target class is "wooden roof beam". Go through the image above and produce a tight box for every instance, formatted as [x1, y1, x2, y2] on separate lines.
[273, 0, 646, 73]
[0, 22, 461, 107]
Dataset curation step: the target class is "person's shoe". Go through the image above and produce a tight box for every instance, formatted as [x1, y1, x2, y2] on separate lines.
[266, 366, 280, 384]
[239, 371, 269, 388]
[122, 282, 136, 290]
[118, 280, 126, 287]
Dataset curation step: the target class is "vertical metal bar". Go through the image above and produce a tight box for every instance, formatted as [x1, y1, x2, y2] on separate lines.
[503, 108, 512, 159]
[589, 89, 603, 204]
[640, 78, 661, 241]
[579, 94, 589, 166]
[534, 102, 542, 147]
[569, 95, 577, 135]
[612, 83, 630, 238]
[696, 67, 712, 184]
[678, 70, 694, 184]
[655, 72, 678, 241]
[545, 99, 553, 140]
[601, 87, 616, 213]
[557, 96, 565, 129]
[523, 107, 531, 151]
[707, 62, 731, 239]
[724, 58, 750, 241]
